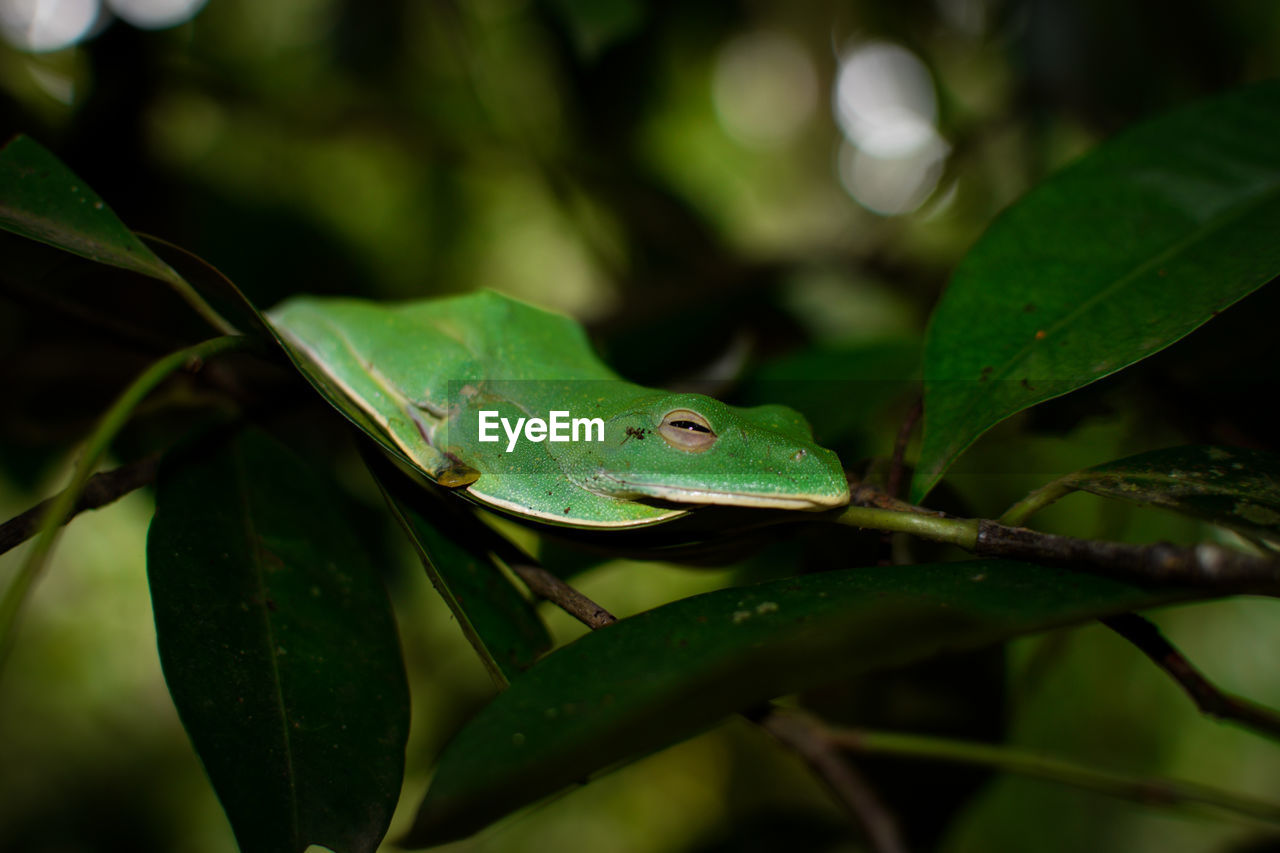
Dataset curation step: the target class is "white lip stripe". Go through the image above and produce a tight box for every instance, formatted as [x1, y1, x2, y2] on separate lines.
[464, 486, 688, 529]
[594, 474, 850, 510]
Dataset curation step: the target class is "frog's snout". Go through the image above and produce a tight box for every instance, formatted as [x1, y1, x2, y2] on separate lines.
[782, 443, 849, 508]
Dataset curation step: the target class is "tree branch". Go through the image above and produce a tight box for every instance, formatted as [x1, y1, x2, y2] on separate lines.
[0, 455, 160, 556]
[1102, 613, 1280, 741]
[836, 484, 1280, 595]
[885, 397, 922, 502]
[973, 520, 1280, 595]
[505, 562, 617, 629]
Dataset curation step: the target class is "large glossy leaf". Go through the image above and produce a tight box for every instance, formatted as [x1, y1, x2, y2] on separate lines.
[1038, 446, 1280, 543]
[405, 559, 1205, 844]
[0, 138, 366, 470]
[0, 135, 235, 334]
[0, 135, 178, 283]
[914, 81, 1280, 502]
[373, 459, 551, 686]
[147, 429, 410, 853]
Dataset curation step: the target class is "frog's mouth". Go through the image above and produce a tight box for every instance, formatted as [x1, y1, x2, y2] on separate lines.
[592, 475, 851, 511]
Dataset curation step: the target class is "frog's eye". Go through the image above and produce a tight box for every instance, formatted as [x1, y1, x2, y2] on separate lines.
[658, 409, 717, 453]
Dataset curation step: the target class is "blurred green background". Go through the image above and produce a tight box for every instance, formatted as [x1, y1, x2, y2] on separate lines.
[2, 1, 1280, 851]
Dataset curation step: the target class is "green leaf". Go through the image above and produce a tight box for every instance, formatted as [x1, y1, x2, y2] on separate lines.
[405, 560, 1204, 844]
[914, 80, 1280, 502]
[147, 429, 410, 853]
[0, 135, 235, 334]
[0, 135, 177, 282]
[373, 460, 552, 686]
[1032, 446, 1280, 543]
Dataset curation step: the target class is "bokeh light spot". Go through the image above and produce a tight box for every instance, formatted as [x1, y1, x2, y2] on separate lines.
[25, 59, 77, 104]
[837, 134, 949, 216]
[713, 31, 817, 149]
[106, 0, 205, 30]
[833, 40, 949, 215]
[0, 0, 98, 52]
[834, 41, 937, 157]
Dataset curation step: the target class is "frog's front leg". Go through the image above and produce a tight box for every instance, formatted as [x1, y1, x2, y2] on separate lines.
[388, 404, 480, 488]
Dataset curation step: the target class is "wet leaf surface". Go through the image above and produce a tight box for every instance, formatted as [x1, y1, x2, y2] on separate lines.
[407, 559, 1206, 844]
[916, 82, 1280, 501]
[147, 429, 410, 853]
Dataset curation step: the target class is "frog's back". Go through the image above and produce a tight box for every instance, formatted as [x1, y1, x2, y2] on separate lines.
[270, 290, 619, 407]
[403, 291, 619, 383]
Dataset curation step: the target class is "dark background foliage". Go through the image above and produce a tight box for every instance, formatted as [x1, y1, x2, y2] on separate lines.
[2, 1, 1279, 851]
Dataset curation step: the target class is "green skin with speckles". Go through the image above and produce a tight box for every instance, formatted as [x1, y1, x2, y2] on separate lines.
[267, 291, 850, 529]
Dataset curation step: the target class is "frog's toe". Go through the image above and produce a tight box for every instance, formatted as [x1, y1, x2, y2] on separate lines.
[437, 463, 481, 488]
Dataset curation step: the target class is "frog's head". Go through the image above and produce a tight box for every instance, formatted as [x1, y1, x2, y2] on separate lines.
[561, 392, 849, 510]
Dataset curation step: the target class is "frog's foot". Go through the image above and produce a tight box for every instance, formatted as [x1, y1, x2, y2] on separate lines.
[398, 406, 481, 487]
[436, 458, 480, 488]
[374, 405, 472, 486]
[394, 433, 478, 487]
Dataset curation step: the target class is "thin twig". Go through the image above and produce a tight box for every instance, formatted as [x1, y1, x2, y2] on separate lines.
[505, 563, 617, 629]
[877, 399, 924, 569]
[773, 708, 1280, 828]
[837, 505, 979, 547]
[0, 455, 160, 556]
[756, 709, 908, 853]
[848, 480, 950, 516]
[999, 480, 1075, 527]
[885, 396, 922, 502]
[1102, 613, 1280, 741]
[0, 336, 245, 679]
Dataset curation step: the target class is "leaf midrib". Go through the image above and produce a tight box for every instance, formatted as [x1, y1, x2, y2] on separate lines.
[234, 450, 301, 849]
[927, 177, 1280, 474]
